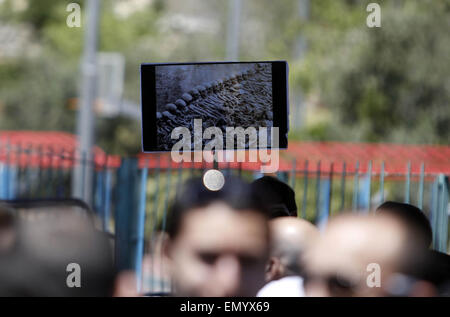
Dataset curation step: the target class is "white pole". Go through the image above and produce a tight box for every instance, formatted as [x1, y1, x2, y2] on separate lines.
[72, 0, 101, 205]
[226, 0, 242, 60]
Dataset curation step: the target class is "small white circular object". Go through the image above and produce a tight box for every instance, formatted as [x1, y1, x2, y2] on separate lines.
[203, 169, 225, 191]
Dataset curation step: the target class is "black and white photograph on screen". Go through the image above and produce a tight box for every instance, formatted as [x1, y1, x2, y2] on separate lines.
[155, 62, 273, 151]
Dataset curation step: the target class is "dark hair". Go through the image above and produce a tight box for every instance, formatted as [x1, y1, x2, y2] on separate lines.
[250, 176, 297, 218]
[376, 201, 432, 248]
[167, 176, 268, 239]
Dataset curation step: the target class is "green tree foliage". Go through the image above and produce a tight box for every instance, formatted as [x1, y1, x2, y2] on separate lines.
[296, 0, 450, 144]
[0, 54, 77, 131]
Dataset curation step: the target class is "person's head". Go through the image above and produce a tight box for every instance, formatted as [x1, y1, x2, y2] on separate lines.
[376, 201, 432, 249]
[251, 176, 297, 218]
[0, 209, 115, 296]
[165, 176, 270, 297]
[303, 213, 427, 297]
[265, 217, 319, 282]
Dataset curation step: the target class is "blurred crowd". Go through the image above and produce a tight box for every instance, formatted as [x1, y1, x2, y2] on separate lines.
[0, 175, 449, 297]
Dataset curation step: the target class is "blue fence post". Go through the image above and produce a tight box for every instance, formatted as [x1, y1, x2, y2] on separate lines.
[55, 148, 63, 198]
[160, 160, 172, 292]
[9, 166, 17, 199]
[430, 174, 449, 253]
[25, 145, 33, 198]
[5, 141, 10, 198]
[352, 161, 360, 211]
[328, 163, 334, 216]
[277, 171, 289, 183]
[114, 158, 144, 281]
[366, 161, 372, 212]
[2, 163, 17, 200]
[150, 155, 161, 292]
[0, 162, 6, 199]
[315, 161, 321, 219]
[94, 170, 104, 217]
[301, 160, 308, 219]
[405, 161, 411, 204]
[103, 168, 112, 232]
[380, 161, 385, 203]
[46, 147, 54, 197]
[358, 162, 372, 212]
[136, 160, 148, 292]
[418, 162, 425, 209]
[0, 154, 17, 199]
[340, 162, 346, 212]
[317, 178, 331, 230]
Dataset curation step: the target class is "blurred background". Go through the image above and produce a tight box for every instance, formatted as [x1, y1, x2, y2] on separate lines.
[0, 0, 449, 293]
[1, 0, 449, 152]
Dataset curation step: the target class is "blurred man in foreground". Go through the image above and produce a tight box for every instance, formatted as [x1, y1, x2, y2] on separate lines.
[303, 213, 434, 297]
[165, 177, 270, 297]
[376, 201, 450, 295]
[257, 217, 319, 297]
[376, 201, 432, 249]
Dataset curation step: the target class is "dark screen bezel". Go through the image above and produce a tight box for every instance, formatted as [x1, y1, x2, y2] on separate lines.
[140, 61, 288, 152]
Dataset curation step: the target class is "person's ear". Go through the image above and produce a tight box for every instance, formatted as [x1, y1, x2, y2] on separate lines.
[265, 257, 282, 282]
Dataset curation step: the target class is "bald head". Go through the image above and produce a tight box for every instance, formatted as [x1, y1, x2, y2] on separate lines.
[303, 213, 423, 296]
[266, 218, 319, 281]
